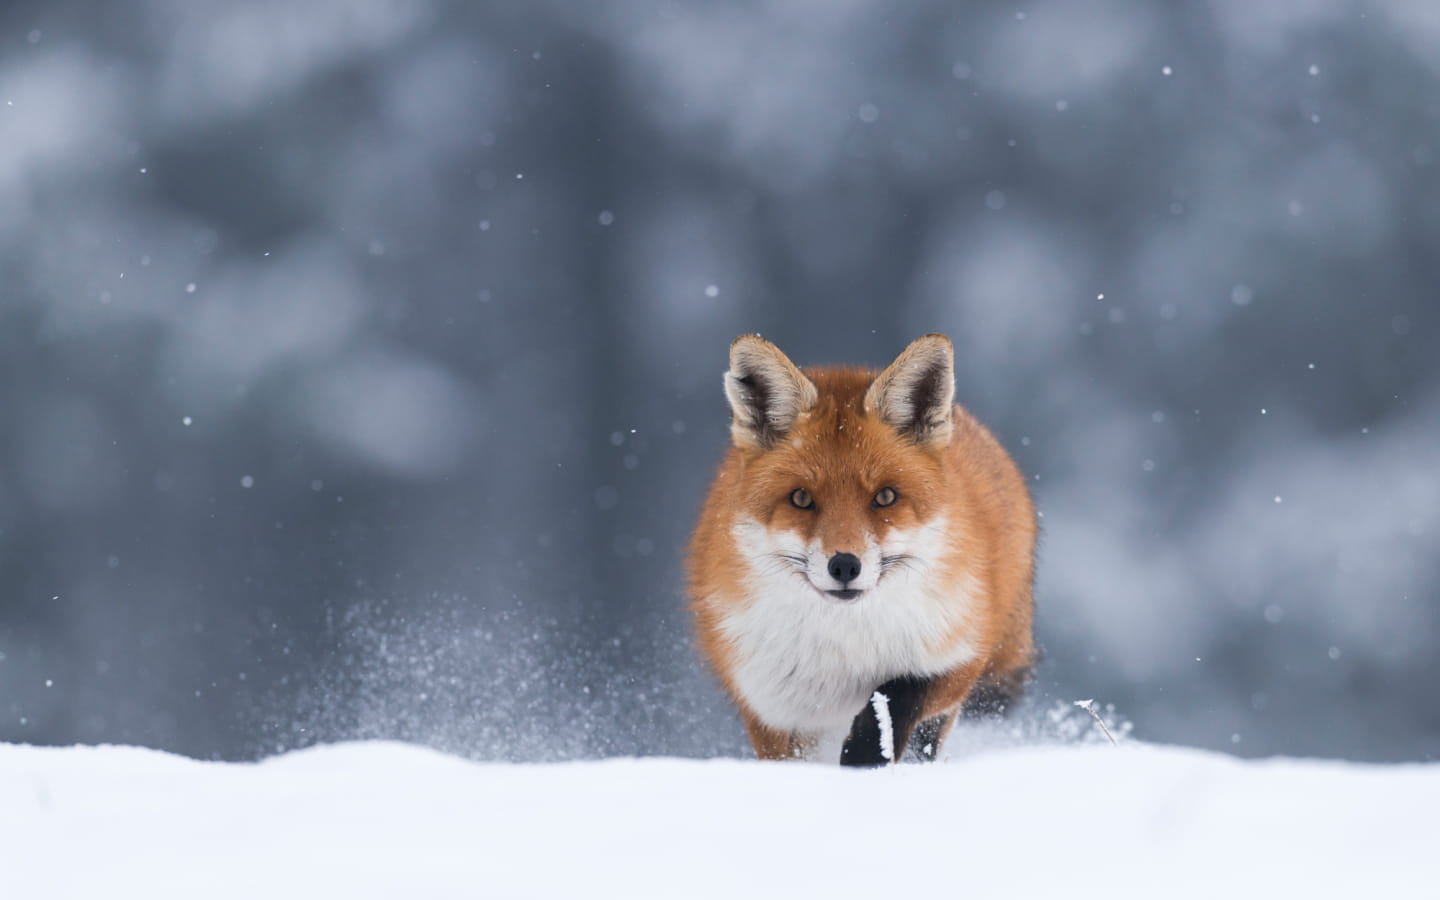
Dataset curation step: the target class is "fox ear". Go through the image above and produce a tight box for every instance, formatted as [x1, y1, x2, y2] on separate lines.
[865, 334, 955, 447]
[724, 335, 818, 450]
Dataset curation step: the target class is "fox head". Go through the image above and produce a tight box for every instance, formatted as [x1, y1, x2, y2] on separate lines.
[721, 334, 961, 602]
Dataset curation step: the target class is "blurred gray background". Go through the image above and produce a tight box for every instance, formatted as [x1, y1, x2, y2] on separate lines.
[1, 0, 1436, 763]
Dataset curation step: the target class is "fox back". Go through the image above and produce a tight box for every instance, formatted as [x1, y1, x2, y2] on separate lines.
[687, 334, 1036, 765]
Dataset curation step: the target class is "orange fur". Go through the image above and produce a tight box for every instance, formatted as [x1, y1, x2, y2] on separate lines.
[687, 336, 1036, 763]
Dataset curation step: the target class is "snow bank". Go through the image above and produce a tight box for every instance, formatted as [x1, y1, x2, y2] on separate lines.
[2, 740, 1433, 899]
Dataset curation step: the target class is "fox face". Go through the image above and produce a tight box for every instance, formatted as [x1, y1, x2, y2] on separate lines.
[727, 395, 955, 603]
[721, 333, 963, 603]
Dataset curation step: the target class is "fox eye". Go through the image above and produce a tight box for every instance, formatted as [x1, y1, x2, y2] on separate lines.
[873, 487, 898, 508]
[790, 488, 814, 510]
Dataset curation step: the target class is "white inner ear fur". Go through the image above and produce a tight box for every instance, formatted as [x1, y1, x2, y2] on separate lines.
[723, 337, 818, 449]
[864, 334, 955, 447]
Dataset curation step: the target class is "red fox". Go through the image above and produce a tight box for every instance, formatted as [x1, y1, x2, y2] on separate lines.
[687, 334, 1036, 766]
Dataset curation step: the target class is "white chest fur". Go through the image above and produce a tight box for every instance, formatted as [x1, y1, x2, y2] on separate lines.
[716, 518, 980, 736]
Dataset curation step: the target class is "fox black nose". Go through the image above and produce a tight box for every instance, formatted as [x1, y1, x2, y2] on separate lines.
[828, 552, 862, 585]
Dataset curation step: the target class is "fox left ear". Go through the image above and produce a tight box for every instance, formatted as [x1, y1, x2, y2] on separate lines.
[865, 334, 955, 447]
[724, 335, 818, 450]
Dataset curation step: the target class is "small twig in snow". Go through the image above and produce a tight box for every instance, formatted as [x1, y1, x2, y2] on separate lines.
[1073, 699, 1118, 746]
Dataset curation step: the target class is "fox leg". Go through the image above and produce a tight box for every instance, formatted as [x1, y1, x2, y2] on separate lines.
[961, 663, 1034, 720]
[740, 709, 807, 760]
[922, 661, 1031, 760]
[913, 660, 989, 762]
[839, 675, 931, 767]
[841, 661, 986, 767]
[907, 661, 1035, 761]
[910, 713, 953, 762]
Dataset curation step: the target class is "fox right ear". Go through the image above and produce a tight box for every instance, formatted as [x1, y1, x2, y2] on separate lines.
[865, 333, 955, 448]
[723, 335, 818, 450]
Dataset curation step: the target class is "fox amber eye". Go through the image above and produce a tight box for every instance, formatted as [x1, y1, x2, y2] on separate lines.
[790, 488, 814, 510]
[873, 487, 898, 508]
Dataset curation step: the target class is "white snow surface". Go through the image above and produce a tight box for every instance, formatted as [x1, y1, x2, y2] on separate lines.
[2, 740, 1435, 899]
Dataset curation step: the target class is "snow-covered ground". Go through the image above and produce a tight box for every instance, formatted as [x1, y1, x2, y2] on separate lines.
[2, 740, 1435, 899]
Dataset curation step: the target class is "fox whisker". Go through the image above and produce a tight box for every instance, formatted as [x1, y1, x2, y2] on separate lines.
[772, 552, 809, 570]
[752, 553, 809, 578]
[880, 554, 926, 579]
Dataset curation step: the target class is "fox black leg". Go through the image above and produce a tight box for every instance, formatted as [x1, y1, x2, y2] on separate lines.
[840, 675, 929, 767]
[909, 714, 951, 762]
[961, 666, 1033, 720]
